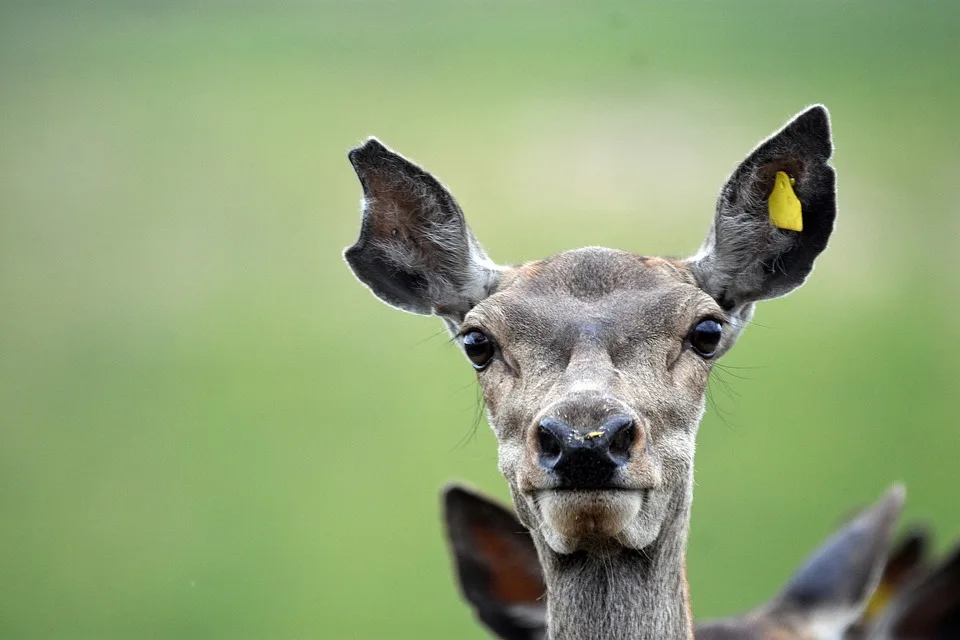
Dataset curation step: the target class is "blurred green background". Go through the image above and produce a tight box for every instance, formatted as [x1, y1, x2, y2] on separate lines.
[2, 1, 959, 638]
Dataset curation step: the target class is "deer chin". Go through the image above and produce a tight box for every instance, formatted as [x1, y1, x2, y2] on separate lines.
[537, 490, 656, 555]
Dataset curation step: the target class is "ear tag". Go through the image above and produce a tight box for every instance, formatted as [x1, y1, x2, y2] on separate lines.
[768, 171, 803, 231]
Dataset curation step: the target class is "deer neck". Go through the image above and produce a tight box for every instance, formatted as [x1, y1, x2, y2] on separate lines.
[534, 486, 694, 640]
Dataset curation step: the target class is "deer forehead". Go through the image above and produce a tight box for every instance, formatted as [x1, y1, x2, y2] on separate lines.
[466, 247, 720, 348]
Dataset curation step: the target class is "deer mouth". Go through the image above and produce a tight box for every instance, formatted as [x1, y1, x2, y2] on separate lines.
[536, 489, 648, 553]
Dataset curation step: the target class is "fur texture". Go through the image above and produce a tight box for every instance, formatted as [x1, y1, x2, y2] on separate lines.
[344, 138, 500, 324]
[442, 485, 910, 640]
[690, 105, 837, 315]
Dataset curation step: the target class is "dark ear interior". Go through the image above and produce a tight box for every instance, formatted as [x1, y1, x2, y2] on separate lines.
[883, 544, 960, 639]
[441, 485, 546, 640]
[692, 105, 837, 312]
[865, 527, 931, 619]
[844, 527, 930, 637]
[343, 138, 499, 324]
[769, 485, 905, 625]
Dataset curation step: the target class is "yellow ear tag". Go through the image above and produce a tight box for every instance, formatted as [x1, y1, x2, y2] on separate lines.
[768, 171, 803, 232]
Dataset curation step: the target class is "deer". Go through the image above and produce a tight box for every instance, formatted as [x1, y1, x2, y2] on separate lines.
[442, 483, 921, 640]
[343, 105, 837, 639]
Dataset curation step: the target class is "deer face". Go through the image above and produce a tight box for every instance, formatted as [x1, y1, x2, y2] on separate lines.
[344, 106, 837, 555]
[461, 249, 720, 553]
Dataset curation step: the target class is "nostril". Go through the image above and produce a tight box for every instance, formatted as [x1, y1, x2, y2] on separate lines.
[606, 417, 637, 464]
[537, 420, 565, 468]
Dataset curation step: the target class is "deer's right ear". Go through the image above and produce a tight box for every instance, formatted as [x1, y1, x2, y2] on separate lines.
[691, 105, 837, 315]
[343, 139, 501, 327]
[765, 485, 905, 638]
[442, 484, 546, 640]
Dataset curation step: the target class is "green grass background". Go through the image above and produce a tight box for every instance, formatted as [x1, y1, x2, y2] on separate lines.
[1, 1, 958, 638]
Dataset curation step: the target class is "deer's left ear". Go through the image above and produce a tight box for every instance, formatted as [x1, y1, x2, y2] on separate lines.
[765, 485, 905, 638]
[690, 105, 837, 314]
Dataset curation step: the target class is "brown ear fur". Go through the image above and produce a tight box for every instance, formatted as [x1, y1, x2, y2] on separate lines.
[344, 139, 499, 324]
[441, 484, 546, 640]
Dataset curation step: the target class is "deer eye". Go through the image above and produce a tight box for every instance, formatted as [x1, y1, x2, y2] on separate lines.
[462, 330, 495, 370]
[689, 319, 722, 358]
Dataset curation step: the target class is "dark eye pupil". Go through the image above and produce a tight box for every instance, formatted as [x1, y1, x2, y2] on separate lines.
[463, 331, 494, 369]
[690, 320, 722, 357]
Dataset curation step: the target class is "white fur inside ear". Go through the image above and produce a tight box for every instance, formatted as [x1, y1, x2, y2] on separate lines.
[805, 606, 863, 640]
[461, 251, 503, 309]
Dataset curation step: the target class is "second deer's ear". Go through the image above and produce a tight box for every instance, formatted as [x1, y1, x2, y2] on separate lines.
[871, 544, 960, 639]
[691, 105, 837, 314]
[441, 485, 546, 640]
[343, 139, 501, 327]
[765, 485, 905, 638]
[861, 527, 930, 624]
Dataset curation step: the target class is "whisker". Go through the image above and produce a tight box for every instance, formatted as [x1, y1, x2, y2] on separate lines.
[450, 380, 478, 395]
[711, 363, 768, 370]
[738, 317, 777, 330]
[452, 384, 486, 451]
[706, 377, 740, 434]
[416, 329, 449, 347]
[711, 364, 756, 382]
[710, 370, 742, 400]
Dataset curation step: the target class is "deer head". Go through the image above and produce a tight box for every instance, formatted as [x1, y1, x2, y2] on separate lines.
[344, 106, 837, 638]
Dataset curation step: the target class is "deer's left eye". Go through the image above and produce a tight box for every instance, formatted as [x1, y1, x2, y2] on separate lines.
[462, 330, 495, 370]
[688, 319, 722, 358]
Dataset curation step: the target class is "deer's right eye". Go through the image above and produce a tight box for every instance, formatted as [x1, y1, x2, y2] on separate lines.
[462, 330, 495, 370]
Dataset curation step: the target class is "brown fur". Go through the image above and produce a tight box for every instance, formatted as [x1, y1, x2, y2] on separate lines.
[473, 528, 545, 604]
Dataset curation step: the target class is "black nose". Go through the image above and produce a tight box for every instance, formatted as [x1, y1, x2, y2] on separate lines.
[536, 416, 637, 488]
